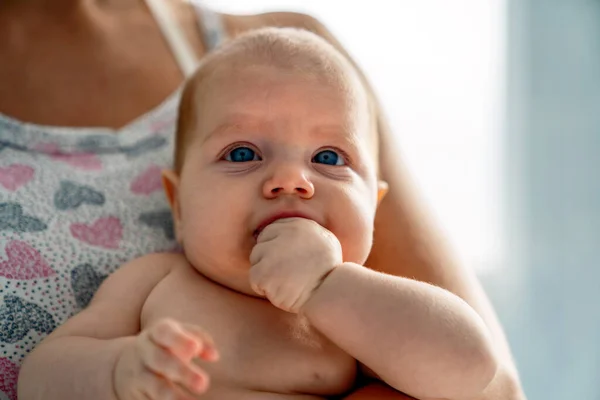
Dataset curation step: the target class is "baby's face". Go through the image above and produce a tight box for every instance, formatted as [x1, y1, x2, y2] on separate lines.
[169, 65, 382, 295]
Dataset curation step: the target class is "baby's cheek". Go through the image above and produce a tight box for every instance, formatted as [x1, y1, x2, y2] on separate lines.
[341, 229, 373, 265]
[334, 206, 374, 265]
[183, 203, 248, 252]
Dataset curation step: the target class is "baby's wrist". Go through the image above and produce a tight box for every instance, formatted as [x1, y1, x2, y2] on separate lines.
[299, 262, 359, 316]
[111, 337, 137, 400]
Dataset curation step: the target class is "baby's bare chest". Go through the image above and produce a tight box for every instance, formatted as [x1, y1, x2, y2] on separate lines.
[141, 266, 357, 398]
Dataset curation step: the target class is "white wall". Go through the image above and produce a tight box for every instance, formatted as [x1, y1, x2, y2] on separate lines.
[204, 0, 507, 275]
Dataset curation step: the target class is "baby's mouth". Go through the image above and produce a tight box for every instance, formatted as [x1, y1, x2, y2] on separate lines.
[252, 225, 271, 241]
[252, 212, 314, 242]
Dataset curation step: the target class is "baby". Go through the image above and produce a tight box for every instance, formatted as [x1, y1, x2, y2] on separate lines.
[19, 28, 498, 400]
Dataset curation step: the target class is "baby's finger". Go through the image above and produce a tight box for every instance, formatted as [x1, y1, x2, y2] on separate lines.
[255, 224, 281, 243]
[148, 319, 201, 361]
[139, 369, 201, 400]
[248, 260, 271, 298]
[181, 323, 220, 361]
[139, 338, 209, 394]
[249, 241, 267, 265]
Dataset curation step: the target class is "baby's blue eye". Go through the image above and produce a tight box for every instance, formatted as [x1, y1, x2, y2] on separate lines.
[225, 147, 259, 162]
[313, 150, 344, 166]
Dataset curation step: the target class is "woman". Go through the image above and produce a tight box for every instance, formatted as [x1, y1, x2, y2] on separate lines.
[0, 0, 524, 399]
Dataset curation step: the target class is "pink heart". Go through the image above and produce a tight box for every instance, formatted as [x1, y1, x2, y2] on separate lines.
[34, 143, 103, 171]
[130, 165, 164, 195]
[70, 217, 123, 249]
[0, 240, 56, 280]
[150, 116, 176, 133]
[0, 358, 19, 400]
[0, 164, 34, 191]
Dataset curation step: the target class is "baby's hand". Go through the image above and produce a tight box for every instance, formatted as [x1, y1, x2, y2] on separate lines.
[249, 217, 343, 313]
[113, 318, 219, 400]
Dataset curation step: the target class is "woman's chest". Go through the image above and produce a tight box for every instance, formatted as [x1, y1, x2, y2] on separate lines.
[0, 5, 203, 128]
[142, 269, 357, 397]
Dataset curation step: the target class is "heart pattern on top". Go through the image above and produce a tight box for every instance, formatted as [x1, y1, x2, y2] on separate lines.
[0, 357, 19, 400]
[130, 165, 164, 195]
[54, 181, 105, 210]
[71, 263, 108, 309]
[0, 164, 34, 191]
[0, 240, 55, 280]
[34, 143, 103, 170]
[138, 210, 175, 240]
[0, 203, 47, 233]
[70, 217, 123, 249]
[0, 295, 56, 344]
[121, 136, 168, 158]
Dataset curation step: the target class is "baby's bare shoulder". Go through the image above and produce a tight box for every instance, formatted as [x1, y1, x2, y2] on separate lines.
[101, 252, 187, 288]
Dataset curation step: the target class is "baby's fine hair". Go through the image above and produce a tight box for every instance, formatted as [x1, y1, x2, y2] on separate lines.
[174, 27, 374, 173]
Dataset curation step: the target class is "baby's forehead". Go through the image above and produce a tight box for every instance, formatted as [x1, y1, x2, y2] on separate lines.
[194, 29, 365, 98]
[197, 62, 375, 148]
[196, 60, 367, 122]
[177, 28, 379, 171]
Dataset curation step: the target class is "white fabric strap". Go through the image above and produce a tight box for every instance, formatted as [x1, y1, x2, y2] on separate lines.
[192, 2, 227, 50]
[144, 0, 199, 77]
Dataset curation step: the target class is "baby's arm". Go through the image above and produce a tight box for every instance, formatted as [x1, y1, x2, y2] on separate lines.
[18, 253, 207, 400]
[300, 262, 499, 400]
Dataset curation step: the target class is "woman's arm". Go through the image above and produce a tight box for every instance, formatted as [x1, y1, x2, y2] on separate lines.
[223, 11, 525, 400]
[343, 381, 416, 400]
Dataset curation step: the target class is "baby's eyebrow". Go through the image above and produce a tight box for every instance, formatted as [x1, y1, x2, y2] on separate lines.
[201, 115, 272, 144]
[201, 115, 362, 151]
[309, 126, 362, 150]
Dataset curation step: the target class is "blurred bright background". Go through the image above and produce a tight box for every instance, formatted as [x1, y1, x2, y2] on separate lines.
[201, 1, 599, 399]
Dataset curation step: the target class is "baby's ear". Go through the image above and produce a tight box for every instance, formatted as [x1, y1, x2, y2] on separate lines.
[377, 180, 389, 206]
[161, 170, 183, 242]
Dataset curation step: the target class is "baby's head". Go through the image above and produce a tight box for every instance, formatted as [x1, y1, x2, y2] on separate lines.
[163, 27, 388, 295]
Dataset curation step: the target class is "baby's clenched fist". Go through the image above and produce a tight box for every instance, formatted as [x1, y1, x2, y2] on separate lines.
[113, 318, 219, 400]
[249, 217, 343, 313]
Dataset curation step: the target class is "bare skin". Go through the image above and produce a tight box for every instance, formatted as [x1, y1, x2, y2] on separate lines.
[1, 0, 524, 399]
[20, 251, 415, 400]
[118, 255, 359, 400]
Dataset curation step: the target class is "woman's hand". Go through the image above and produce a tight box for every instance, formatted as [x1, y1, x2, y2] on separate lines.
[114, 318, 219, 400]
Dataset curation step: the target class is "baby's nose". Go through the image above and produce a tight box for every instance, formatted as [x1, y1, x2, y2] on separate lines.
[262, 164, 314, 199]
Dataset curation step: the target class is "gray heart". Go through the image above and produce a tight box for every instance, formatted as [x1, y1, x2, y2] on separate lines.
[76, 135, 120, 154]
[0, 203, 47, 232]
[120, 136, 167, 158]
[71, 264, 108, 309]
[54, 181, 105, 211]
[0, 139, 24, 152]
[139, 210, 175, 239]
[0, 295, 56, 343]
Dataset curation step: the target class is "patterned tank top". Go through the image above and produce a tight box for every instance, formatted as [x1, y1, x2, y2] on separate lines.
[0, 3, 227, 399]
